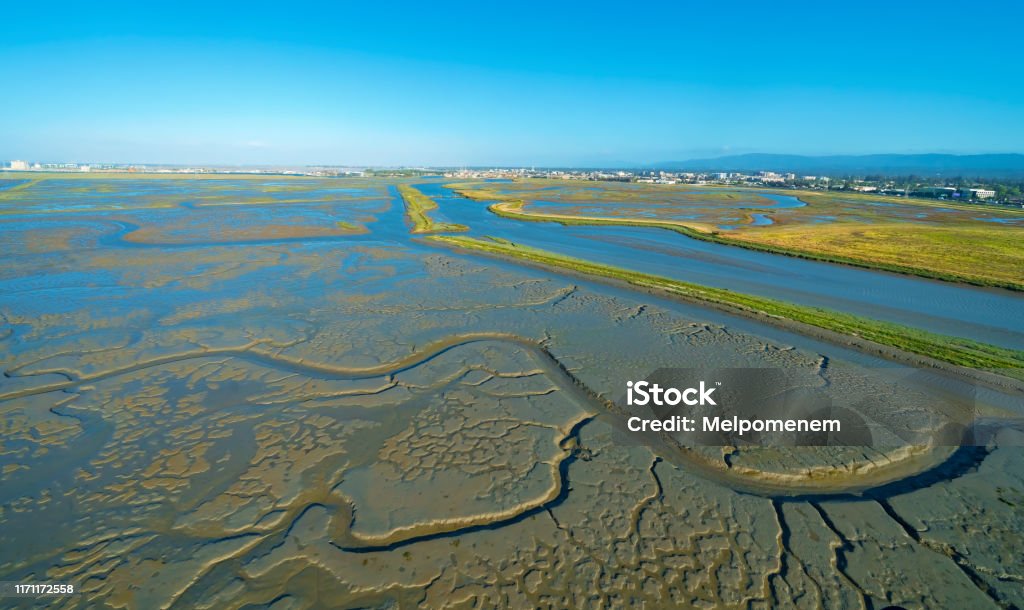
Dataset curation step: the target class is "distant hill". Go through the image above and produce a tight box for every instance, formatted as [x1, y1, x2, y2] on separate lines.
[654, 153, 1024, 178]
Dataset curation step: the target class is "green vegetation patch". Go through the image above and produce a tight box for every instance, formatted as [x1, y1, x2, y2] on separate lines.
[398, 184, 468, 234]
[458, 183, 1024, 291]
[0, 177, 44, 201]
[427, 234, 1024, 379]
[732, 222, 1024, 290]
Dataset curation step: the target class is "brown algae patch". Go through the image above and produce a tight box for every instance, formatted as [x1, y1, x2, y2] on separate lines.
[122, 221, 369, 244]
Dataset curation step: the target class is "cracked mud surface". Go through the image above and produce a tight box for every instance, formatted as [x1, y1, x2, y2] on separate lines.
[1, 177, 1022, 608]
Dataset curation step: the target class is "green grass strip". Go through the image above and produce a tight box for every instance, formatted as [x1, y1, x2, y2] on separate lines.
[427, 234, 1024, 378]
[0, 177, 43, 200]
[478, 197, 1024, 292]
[398, 184, 468, 234]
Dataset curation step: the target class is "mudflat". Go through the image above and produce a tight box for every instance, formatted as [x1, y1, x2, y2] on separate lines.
[1, 174, 1022, 608]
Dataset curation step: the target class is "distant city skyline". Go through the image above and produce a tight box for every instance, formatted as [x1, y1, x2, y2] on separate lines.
[2, 1, 1023, 166]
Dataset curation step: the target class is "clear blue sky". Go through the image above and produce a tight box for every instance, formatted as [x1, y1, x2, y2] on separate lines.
[2, 1, 1022, 166]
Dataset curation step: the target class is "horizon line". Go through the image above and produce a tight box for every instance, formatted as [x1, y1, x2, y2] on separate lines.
[5, 150, 1024, 169]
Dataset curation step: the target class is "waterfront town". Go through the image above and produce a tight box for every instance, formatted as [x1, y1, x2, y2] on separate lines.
[3, 159, 1020, 206]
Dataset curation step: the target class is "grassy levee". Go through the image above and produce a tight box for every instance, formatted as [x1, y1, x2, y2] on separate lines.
[0, 177, 43, 200]
[398, 184, 468, 234]
[449, 184, 1024, 291]
[490, 200, 1024, 291]
[426, 234, 1024, 381]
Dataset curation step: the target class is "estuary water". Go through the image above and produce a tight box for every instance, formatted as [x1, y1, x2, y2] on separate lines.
[416, 182, 1024, 350]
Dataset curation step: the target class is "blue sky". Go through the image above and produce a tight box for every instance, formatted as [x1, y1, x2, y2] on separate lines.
[2, 1, 1022, 166]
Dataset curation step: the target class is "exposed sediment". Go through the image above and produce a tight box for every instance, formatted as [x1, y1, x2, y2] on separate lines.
[1, 177, 1021, 608]
[425, 234, 1024, 392]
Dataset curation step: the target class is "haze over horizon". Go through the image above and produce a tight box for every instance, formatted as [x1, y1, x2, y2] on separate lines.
[2, 1, 1023, 167]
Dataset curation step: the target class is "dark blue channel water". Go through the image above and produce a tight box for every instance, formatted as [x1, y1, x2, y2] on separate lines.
[416, 182, 1024, 350]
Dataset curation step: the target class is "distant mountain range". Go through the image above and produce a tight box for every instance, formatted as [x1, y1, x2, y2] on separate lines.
[654, 153, 1024, 178]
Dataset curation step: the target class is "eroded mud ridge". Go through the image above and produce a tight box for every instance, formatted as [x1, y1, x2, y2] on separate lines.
[1, 179, 1022, 609]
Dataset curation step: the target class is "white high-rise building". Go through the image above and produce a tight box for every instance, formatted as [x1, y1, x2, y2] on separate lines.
[9, 160, 29, 170]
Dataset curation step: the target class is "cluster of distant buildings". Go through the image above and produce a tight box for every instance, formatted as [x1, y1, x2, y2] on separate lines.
[2, 160, 363, 177]
[443, 167, 1015, 206]
[442, 167, 636, 182]
[911, 186, 995, 200]
[7, 160, 91, 172]
[843, 184, 994, 200]
[445, 167, 816, 185]
[3, 159, 1015, 206]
